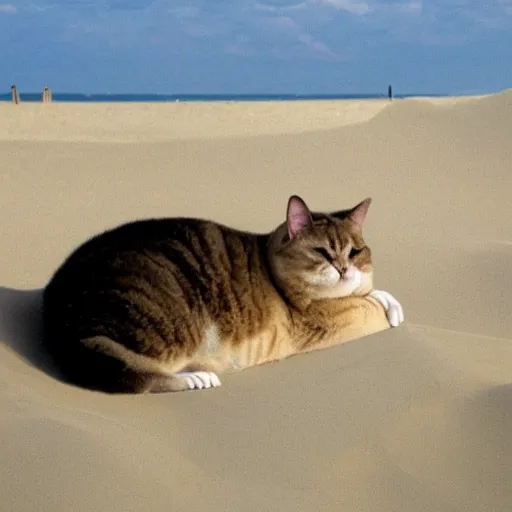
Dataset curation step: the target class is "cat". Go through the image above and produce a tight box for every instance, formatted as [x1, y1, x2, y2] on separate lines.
[42, 195, 404, 394]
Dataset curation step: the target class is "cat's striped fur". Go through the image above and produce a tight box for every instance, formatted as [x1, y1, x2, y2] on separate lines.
[42, 195, 403, 394]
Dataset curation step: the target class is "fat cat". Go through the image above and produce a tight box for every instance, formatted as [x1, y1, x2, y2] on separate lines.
[42, 195, 404, 394]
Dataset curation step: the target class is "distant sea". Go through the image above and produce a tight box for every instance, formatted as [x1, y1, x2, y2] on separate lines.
[0, 92, 446, 102]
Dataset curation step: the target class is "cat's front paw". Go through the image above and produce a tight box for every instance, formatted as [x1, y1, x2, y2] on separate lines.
[369, 289, 405, 327]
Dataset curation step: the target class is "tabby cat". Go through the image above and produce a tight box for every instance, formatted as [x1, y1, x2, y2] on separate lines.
[42, 195, 404, 394]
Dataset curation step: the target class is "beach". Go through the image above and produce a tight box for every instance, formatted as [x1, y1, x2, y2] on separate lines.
[1, 90, 512, 511]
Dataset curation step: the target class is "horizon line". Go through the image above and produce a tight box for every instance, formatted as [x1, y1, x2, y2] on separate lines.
[0, 90, 453, 99]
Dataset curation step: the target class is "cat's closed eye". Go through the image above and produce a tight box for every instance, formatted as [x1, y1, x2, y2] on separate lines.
[313, 247, 332, 261]
[349, 247, 364, 259]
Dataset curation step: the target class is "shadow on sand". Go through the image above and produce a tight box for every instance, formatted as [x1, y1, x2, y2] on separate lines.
[0, 286, 64, 382]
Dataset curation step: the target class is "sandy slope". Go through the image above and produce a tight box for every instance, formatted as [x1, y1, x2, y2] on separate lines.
[0, 99, 391, 142]
[1, 90, 512, 511]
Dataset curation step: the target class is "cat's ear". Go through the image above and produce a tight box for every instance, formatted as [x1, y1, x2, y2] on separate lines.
[286, 195, 313, 240]
[347, 197, 372, 229]
[332, 197, 372, 228]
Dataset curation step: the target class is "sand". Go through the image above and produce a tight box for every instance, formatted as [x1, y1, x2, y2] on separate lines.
[1, 90, 512, 511]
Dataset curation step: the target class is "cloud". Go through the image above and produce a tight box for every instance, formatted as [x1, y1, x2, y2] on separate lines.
[297, 32, 339, 57]
[268, 15, 340, 58]
[108, 0, 155, 11]
[386, 1, 422, 15]
[0, 3, 16, 12]
[255, 0, 371, 15]
[5, 0, 512, 63]
[254, 1, 308, 12]
[315, 0, 369, 15]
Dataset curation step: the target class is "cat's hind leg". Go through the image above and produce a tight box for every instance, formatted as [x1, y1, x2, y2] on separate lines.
[173, 360, 224, 391]
[173, 371, 222, 391]
[143, 371, 221, 392]
[66, 336, 221, 394]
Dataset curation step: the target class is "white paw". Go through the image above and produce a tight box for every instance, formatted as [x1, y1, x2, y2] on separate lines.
[369, 289, 405, 327]
[176, 371, 222, 391]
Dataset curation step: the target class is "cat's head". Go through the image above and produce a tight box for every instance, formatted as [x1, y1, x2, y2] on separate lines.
[267, 195, 374, 306]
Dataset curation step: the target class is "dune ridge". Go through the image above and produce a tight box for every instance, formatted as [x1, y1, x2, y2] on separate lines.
[1, 89, 512, 511]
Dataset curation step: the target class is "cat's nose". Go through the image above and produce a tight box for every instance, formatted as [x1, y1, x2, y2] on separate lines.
[341, 266, 355, 281]
[334, 264, 347, 277]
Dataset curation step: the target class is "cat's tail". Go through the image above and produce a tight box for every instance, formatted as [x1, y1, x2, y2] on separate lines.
[45, 335, 220, 394]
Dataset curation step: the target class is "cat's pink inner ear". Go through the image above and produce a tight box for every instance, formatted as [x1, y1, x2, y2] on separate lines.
[348, 197, 372, 229]
[287, 195, 313, 239]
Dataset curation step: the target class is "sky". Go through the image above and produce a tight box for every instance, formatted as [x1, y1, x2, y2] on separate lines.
[1, 0, 511, 94]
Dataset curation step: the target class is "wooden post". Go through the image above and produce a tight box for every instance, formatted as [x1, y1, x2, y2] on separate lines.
[42, 86, 52, 103]
[11, 84, 20, 104]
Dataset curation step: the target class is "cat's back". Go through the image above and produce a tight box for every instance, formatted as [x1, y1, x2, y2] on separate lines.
[42, 217, 278, 348]
[44, 216, 263, 301]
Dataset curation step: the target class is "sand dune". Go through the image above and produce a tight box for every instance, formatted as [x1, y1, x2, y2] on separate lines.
[0, 99, 392, 142]
[1, 89, 512, 511]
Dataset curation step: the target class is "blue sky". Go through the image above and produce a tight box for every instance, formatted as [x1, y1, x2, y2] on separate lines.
[1, 0, 511, 94]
